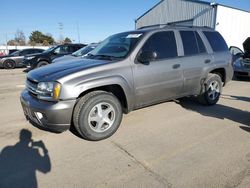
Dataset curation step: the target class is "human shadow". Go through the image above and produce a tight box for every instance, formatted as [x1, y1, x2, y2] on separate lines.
[221, 94, 250, 103]
[0, 129, 51, 188]
[176, 98, 250, 127]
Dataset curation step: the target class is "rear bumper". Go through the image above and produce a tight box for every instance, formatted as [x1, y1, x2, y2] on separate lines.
[225, 64, 234, 84]
[20, 89, 76, 132]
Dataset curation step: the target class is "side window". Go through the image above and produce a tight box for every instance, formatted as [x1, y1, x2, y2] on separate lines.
[20, 50, 29, 56]
[35, 49, 43, 53]
[180, 31, 199, 56]
[194, 32, 206, 53]
[27, 49, 36, 54]
[54, 46, 70, 54]
[203, 31, 228, 52]
[141, 31, 177, 60]
[229, 46, 243, 56]
[69, 46, 77, 52]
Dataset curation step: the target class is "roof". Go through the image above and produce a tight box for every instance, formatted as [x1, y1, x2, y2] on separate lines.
[136, 0, 250, 21]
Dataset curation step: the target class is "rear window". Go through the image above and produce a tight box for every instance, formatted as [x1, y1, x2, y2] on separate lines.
[195, 32, 206, 53]
[203, 31, 228, 52]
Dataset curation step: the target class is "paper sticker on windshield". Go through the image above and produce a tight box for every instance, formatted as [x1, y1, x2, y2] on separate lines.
[126, 34, 142, 38]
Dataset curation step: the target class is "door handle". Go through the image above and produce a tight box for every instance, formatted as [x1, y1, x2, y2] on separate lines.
[204, 59, 211, 64]
[173, 64, 180, 69]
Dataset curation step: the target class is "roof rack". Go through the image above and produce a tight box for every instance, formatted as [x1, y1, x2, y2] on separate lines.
[138, 23, 213, 30]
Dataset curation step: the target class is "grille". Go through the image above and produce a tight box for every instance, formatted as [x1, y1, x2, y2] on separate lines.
[243, 63, 250, 69]
[26, 78, 38, 97]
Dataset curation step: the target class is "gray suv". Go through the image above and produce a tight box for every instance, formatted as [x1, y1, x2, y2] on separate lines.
[20, 26, 233, 141]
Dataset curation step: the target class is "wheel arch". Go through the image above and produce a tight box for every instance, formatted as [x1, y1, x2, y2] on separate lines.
[3, 59, 16, 67]
[77, 84, 129, 113]
[210, 68, 226, 85]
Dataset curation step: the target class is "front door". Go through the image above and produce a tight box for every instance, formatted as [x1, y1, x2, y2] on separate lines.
[133, 31, 183, 107]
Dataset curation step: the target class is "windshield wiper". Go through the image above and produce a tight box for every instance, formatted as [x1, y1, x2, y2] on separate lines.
[86, 54, 121, 60]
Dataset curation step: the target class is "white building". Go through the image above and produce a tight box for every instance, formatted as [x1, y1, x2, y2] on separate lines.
[135, 0, 250, 50]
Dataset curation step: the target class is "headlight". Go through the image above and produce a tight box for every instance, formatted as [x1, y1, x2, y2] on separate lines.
[26, 56, 35, 60]
[36, 82, 61, 101]
[233, 59, 243, 68]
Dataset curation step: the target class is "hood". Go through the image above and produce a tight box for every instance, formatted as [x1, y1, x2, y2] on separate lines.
[243, 37, 250, 54]
[53, 55, 78, 63]
[0, 54, 14, 59]
[27, 58, 112, 82]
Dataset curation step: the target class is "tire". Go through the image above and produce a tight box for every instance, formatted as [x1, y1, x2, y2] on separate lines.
[73, 91, 123, 141]
[198, 73, 222, 105]
[37, 61, 49, 68]
[3, 59, 15, 69]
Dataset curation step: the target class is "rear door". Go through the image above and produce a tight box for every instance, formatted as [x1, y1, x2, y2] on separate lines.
[133, 31, 183, 107]
[178, 30, 213, 95]
[13, 49, 31, 66]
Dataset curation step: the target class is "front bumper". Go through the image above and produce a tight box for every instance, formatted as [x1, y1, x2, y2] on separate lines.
[22, 59, 36, 69]
[233, 67, 250, 77]
[20, 89, 76, 132]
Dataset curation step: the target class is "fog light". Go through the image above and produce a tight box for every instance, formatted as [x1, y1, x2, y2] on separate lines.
[35, 112, 43, 120]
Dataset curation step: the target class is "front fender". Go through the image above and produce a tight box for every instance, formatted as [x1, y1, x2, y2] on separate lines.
[60, 75, 135, 111]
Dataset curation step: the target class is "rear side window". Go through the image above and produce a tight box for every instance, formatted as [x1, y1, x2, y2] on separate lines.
[203, 31, 228, 52]
[180, 31, 199, 56]
[195, 32, 206, 53]
[142, 31, 177, 60]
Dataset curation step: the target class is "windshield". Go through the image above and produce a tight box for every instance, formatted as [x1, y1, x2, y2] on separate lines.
[86, 31, 144, 60]
[72, 44, 97, 57]
[10, 51, 20, 56]
[43, 46, 56, 53]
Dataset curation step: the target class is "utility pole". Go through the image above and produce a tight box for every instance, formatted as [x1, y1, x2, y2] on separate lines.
[77, 21, 80, 43]
[58, 22, 64, 44]
[5, 33, 8, 53]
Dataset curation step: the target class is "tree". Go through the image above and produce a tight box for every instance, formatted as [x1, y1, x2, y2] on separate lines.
[29, 31, 55, 46]
[29, 31, 44, 44]
[14, 29, 26, 46]
[43, 35, 55, 45]
[63, 37, 72, 44]
[7, 40, 18, 46]
[42, 40, 49, 46]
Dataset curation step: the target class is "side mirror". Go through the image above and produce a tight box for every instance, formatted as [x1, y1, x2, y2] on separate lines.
[137, 51, 157, 64]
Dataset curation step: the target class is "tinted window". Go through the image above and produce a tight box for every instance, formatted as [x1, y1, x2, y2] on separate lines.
[142, 31, 177, 60]
[180, 31, 199, 56]
[195, 32, 206, 53]
[35, 49, 44, 53]
[20, 50, 30, 56]
[54, 46, 70, 54]
[27, 49, 36, 54]
[203, 31, 228, 52]
[69, 46, 79, 53]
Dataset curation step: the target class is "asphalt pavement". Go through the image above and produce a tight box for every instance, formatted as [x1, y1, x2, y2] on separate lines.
[0, 68, 250, 188]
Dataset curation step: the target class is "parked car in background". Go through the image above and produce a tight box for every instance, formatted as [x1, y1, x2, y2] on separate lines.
[21, 26, 233, 141]
[22, 43, 86, 70]
[52, 43, 98, 63]
[0, 48, 44, 69]
[0, 52, 6, 57]
[230, 37, 250, 78]
[8, 49, 20, 55]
